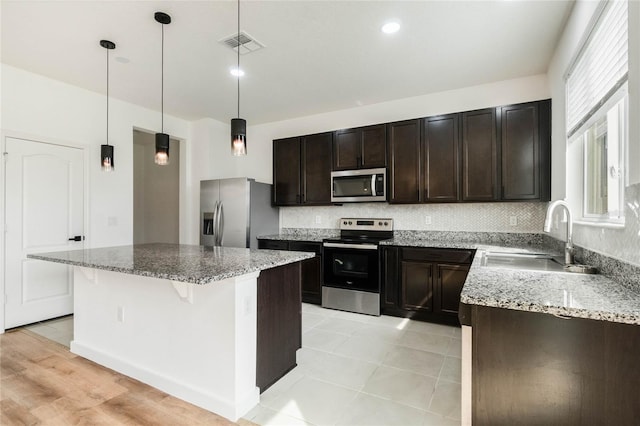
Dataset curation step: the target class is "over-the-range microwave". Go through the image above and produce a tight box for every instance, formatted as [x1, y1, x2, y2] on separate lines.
[331, 168, 386, 203]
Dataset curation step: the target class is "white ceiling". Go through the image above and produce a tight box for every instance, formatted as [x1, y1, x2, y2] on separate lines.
[1, 1, 573, 125]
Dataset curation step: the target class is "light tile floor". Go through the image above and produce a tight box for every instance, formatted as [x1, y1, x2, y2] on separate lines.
[25, 305, 462, 426]
[243, 304, 462, 426]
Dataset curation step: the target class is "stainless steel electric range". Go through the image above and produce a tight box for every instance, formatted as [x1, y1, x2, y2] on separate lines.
[322, 218, 393, 316]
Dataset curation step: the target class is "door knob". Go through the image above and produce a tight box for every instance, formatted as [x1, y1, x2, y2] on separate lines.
[68, 235, 84, 241]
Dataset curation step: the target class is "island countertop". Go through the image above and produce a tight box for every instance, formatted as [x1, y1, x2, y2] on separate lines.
[28, 243, 314, 285]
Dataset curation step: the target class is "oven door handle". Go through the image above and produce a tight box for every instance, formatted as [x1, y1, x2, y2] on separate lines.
[323, 242, 378, 250]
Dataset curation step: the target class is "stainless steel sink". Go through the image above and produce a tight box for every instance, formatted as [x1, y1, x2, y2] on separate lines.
[481, 251, 597, 274]
[482, 252, 565, 272]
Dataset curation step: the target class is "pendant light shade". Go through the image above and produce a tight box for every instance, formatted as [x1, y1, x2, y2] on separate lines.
[100, 39, 116, 171]
[231, 118, 247, 156]
[155, 133, 170, 165]
[154, 11, 171, 165]
[231, 0, 247, 156]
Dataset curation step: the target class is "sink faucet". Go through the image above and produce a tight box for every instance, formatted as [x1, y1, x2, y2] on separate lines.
[543, 200, 574, 265]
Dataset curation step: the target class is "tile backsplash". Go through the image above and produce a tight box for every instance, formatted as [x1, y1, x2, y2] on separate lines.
[280, 202, 548, 233]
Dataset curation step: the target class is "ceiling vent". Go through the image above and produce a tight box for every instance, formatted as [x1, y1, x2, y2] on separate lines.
[220, 31, 264, 55]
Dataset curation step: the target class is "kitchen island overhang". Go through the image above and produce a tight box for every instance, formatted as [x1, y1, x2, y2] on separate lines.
[28, 243, 314, 422]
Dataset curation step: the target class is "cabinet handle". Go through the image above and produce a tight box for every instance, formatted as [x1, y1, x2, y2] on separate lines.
[552, 313, 572, 320]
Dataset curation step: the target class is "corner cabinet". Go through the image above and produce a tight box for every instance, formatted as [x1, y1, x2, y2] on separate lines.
[382, 246, 474, 325]
[499, 100, 551, 201]
[333, 124, 386, 170]
[273, 132, 333, 206]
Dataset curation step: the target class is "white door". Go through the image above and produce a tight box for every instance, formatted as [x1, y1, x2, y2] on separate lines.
[4, 137, 84, 328]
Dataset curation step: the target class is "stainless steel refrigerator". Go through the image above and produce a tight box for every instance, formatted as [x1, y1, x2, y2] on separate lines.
[200, 178, 279, 249]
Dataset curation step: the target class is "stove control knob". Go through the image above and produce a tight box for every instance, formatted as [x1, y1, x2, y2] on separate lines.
[378, 221, 383, 226]
[384, 221, 389, 226]
[343, 221, 347, 225]
[348, 221, 353, 225]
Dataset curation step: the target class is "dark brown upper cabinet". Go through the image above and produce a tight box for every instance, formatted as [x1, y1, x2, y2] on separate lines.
[387, 119, 421, 203]
[461, 108, 499, 201]
[422, 114, 460, 202]
[272, 132, 333, 206]
[273, 137, 301, 206]
[302, 132, 333, 204]
[333, 124, 386, 170]
[499, 100, 551, 201]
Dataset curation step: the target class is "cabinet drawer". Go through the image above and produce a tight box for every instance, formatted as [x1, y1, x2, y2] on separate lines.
[402, 248, 473, 264]
[289, 241, 322, 255]
[258, 240, 289, 250]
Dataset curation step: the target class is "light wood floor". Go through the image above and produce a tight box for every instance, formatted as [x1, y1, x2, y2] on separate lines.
[0, 328, 255, 425]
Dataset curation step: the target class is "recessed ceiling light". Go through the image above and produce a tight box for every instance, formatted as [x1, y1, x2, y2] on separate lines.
[230, 67, 245, 77]
[381, 22, 400, 34]
[115, 56, 130, 64]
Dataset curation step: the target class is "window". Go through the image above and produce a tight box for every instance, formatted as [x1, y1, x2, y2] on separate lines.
[566, 0, 628, 223]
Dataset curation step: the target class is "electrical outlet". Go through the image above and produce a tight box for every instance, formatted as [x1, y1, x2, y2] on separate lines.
[315, 215, 322, 225]
[425, 216, 432, 225]
[509, 216, 518, 226]
[117, 306, 125, 322]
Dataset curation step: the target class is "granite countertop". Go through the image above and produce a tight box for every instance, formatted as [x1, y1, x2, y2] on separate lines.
[383, 232, 640, 325]
[461, 250, 640, 325]
[28, 243, 314, 285]
[258, 229, 339, 243]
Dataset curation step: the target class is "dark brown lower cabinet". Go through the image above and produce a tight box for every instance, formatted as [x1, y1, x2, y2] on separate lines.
[256, 261, 302, 392]
[382, 246, 473, 325]
[290, 241, 322, 305]
[471, 305, 640, 425]
[258, 239, 323, 305]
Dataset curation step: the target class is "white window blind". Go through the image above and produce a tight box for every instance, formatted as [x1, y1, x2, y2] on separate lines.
[566, 0, 628, 137]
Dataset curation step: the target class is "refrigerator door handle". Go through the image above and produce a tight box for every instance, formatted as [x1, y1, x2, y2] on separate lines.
[217, 202, 225, 245]
[212, 201, 219, 245]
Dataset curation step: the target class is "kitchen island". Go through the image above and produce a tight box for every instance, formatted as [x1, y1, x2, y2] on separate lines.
[28, 243, 314, 422]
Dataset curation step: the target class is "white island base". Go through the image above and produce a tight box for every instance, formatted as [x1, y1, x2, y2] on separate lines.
[71, 266, 260, 422]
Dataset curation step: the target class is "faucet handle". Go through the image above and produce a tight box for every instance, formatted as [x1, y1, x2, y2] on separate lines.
[564, 246, 575, 265]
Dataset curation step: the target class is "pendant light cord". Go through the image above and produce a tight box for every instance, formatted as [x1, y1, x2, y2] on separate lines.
[237, 0, 240, 118]
[161, 23, 165, 133]
[106, 46, 110, 146]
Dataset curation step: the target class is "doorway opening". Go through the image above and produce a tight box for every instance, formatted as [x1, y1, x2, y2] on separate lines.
[133, 130, 180, 244]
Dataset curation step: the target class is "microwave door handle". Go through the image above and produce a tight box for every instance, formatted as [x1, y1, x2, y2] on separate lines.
[371, 175, 376, 196]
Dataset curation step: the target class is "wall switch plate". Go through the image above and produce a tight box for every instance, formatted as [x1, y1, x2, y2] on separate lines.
[425, 216, 432, 225]
[107, 216, 118, 226]
[117, 306, 125, 322]
[315, 215, 322, 225]
[509, 216, 518, 226]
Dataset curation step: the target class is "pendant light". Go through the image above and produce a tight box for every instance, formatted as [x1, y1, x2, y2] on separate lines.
[100, 39, 116, 171]
[231, 0, 247, 156]
[154, 11, 171, 165]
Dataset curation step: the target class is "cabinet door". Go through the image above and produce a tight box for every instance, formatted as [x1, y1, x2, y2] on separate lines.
[462, 109, 498, 201]
[273, 137, 301, 206]
[258, 240, 289, 250]
[361, 124, 387, 168]
[388, 120, 421, 203]
[434, 263, 469, 316]
[290, 241, 322, 305]
[422, 114, 460, 202]
[302, 132, 333, 205]
[500, 102, 540, 200]
[333, 128, 360, 170]
[382, 246, 400, 312]
[401, 260, 433, 312]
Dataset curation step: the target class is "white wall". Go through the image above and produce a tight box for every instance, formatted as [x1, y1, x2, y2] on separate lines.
[240, 74, 550, 186]
[546, 0, 640, 266]
[1, 64, 192, 247]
